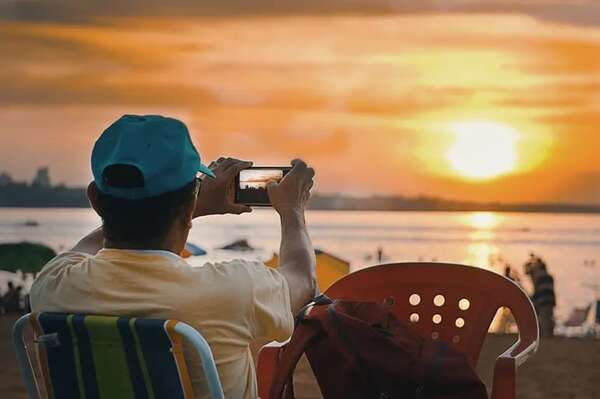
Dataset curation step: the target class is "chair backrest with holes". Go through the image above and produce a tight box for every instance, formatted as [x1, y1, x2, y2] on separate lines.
[325, 263, 539, 367]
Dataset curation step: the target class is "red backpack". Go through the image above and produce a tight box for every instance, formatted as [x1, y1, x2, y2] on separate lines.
[269, 296, 488, 399]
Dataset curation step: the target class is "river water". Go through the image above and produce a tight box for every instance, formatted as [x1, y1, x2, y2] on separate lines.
[1, 208, 599, 320]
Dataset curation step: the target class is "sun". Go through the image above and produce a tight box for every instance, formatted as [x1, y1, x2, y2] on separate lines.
[446, 121, 519, 180]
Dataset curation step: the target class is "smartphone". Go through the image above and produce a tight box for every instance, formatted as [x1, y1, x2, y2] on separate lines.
[235, 166, 291, 206]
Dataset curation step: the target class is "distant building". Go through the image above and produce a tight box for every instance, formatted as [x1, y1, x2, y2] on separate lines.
[0, 172, 13, 187]
[32, 167, 51, 188]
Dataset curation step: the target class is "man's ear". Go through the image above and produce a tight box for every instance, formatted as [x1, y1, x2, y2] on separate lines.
[87, 182, 102, 217]
[182, 196, 196, 230]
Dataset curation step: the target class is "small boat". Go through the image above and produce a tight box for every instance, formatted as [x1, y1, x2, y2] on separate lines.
[219, 239, 255, 251]
[23, 220, 39, 227]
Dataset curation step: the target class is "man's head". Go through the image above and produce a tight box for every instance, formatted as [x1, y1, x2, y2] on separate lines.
[88, 115, 214, 251]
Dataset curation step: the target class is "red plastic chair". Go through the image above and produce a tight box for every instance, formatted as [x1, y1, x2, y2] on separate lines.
[257, 263, 539, 399]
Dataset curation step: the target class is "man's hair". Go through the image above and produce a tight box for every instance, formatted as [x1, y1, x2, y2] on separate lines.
[97, 164, 197, 246]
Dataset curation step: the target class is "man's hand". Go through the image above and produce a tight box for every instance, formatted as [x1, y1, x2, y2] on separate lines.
[194, 157, 253, 217]
[267, 159, 315, 216]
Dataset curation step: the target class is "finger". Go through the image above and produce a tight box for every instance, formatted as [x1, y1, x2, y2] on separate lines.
[223, 161, 252, 179]
[288, 159, 307, 178]
[226, 180, 236, 202]
[291, 159, 307, 170]
[225, 160, 253, 177]
[229, 158, 252, 165]
[303, 190, 311, 202]
[209, 157, 228, 172]
[302, 180, 314, 195]
[220, 158, 238, 171]
[305, 167, 315, 180]
[266, 180, 278, 195]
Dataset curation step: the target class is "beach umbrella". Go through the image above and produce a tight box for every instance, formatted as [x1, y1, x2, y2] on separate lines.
[181, 242, 207, 258]
[265, 248, 350, 292]
[0, 242, 56, 274]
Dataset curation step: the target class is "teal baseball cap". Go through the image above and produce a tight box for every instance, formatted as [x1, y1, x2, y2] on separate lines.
[92, 114, 215, 200]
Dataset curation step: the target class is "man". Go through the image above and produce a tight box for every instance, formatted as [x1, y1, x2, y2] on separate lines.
[30, 115, 317, 398]
[524, 256, 556, 338]
[2, 281, 21, 313]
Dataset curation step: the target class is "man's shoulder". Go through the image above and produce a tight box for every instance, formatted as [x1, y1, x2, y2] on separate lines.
[192, 259, 286, 287]
[194, 259, 272, 277]
[42, 251, 92, 270]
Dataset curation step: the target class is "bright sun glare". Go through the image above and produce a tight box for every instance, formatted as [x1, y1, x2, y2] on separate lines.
[446, 121, 519, 180]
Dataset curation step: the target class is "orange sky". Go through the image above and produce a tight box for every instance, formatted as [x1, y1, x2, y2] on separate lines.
[1, 1, 600, 204]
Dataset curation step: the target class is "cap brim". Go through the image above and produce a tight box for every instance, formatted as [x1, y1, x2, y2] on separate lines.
[198, 163, 216, 179]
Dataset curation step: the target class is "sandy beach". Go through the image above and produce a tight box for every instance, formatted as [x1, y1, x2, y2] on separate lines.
[2, 313, 598, 398]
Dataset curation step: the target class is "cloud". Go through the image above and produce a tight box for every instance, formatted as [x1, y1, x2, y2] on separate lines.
[1, 10, 600, 202]
[346, 87, 471, 117]
[3, 0, 600, 28]
[493, 81, 600, 110]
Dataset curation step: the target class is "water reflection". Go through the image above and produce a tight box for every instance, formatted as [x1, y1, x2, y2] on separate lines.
[469, 230, 495, 241]
[465, 242, 500, 270]
[463, 212, 502, 270]
[465, 211, 502, 230]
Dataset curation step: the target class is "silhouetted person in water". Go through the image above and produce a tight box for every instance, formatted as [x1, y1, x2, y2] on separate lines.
[377, 246, 384, 263]
[504, 265, 520, 285]
[525, 257, 556, 338]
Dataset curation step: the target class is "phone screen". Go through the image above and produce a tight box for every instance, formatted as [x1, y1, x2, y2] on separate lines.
[235, 167, 290, 206]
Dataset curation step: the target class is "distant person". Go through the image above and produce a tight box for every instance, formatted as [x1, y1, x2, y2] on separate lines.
[15, 286, 24, 311]
[30, 115, 317, 398]
[0, 287, 4, 315]
[504, 264, 521, 285]
[23, 293, 31, 313]
[524, 253, 537, 271]
[524, 257, 556, 338]
[2, 281, 22, 313]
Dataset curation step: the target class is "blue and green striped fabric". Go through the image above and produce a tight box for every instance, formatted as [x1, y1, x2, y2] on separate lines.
[31, 313, 194, 399]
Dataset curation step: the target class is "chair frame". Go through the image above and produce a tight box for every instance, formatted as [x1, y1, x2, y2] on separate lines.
[13, 314, 225, 399]
[257, 262, 540, 399]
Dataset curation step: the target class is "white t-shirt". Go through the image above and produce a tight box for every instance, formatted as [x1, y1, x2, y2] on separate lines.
[30, 249, 294, 399]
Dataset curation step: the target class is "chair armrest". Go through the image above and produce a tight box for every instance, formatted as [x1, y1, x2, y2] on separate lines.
[491, 339, 538, 399]
[257, 340, 288, 399]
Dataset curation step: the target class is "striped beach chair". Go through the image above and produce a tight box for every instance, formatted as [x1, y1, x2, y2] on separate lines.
[13, 313, 224, 399]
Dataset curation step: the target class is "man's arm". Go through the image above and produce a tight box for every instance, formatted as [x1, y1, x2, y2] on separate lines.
[268, 160, 317, 314]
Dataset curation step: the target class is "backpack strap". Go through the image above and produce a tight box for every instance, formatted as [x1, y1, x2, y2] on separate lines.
[269, 296, 332, 399]
[294, 294, 333, 325]
[268, 321, 320, 399]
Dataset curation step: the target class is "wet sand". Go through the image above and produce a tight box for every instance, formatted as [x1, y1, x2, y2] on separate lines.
[2, 314, 599, 398]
